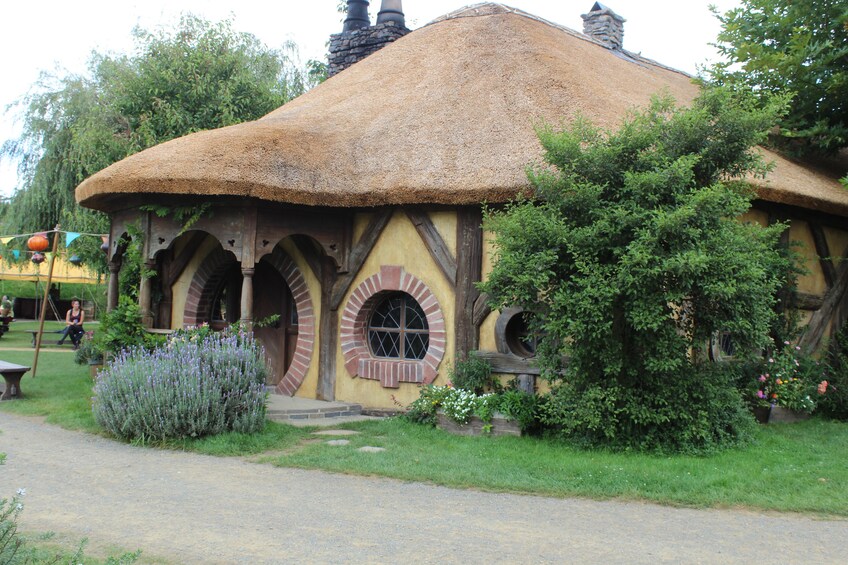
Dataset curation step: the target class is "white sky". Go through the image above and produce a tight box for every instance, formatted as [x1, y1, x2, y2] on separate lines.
[0, 0, 741, 197]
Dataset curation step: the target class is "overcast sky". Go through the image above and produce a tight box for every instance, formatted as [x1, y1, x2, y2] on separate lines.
[0, 0, 741, 196]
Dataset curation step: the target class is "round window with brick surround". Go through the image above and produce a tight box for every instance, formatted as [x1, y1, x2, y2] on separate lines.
[340, 265, 446, 388]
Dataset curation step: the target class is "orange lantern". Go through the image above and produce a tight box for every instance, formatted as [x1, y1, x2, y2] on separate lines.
[27, 233, 49, 252]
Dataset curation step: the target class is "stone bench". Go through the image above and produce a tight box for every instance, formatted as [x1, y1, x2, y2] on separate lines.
[0, 360, 31, 400]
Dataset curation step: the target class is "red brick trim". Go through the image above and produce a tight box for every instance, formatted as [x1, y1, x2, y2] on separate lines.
[261, 247, 315, 397]
[340, 265, 446, 388]
[183, 246, 235, 327]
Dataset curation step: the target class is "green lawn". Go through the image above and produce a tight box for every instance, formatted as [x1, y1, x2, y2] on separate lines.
[2, 335, 847, 518]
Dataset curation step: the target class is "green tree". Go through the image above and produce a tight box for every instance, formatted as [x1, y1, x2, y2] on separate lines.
[708, 0, 848, 156]
[481, 88, 794, 452]
[1, 14, 317, 272]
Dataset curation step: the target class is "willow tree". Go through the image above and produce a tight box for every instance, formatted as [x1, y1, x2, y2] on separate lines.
[482, 88, 794, 452]
[1, 14, 317, 271]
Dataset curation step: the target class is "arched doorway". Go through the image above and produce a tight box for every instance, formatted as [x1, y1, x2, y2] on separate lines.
[253, 259, 298, 386]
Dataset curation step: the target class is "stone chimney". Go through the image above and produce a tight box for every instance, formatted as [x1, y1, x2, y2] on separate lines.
[328, 0, 410, 77]
[581, 2, 625, 50]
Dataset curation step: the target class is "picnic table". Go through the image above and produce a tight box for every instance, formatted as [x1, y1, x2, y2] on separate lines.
[0, 360, 31, 400]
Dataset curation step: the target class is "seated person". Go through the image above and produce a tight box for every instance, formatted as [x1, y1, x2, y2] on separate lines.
[0, 295, 12, 318]
[58, 299, 85, 349]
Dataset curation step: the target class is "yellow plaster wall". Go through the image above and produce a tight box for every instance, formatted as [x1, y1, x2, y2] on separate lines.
[430, 211, 458, 257]
[739, 209, 769, 227]
[825, 227, 848, 271]
[790, 220, 828, 296]
[170, 235, 221, 329]
[334, 209, 457, 409]
[276, 238, 322, 399]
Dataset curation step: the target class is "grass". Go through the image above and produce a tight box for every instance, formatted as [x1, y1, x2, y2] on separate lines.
[1, 331, 847, 518]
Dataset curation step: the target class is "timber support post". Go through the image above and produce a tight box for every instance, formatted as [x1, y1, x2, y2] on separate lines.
[455, 207, 483, 359]
[318, 257, 339, 401]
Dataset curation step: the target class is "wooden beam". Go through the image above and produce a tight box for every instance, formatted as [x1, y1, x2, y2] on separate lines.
[454, 207, 483, 358]
[809, 223, 836, 288]
[473, 351, 541, 375]
[317, 257, 338, 401]
[405, 209, 457, 288]
[794, 292, 824, 311]
[329, 209, 392, 311]
[165, 231, 208, 287]
[800, 243, 848, 352]
[472, 292, 492, 327]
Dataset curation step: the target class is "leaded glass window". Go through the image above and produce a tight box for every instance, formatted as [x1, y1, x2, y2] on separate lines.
[368, 293, 429, 360]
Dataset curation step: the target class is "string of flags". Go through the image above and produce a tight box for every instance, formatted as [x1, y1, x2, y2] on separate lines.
[0, 229, 109, 265]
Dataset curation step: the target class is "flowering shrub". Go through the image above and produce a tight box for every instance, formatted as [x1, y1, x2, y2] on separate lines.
[405, 384, 539, 432]
[93, 328, 268, 441]
[754, 342, 828, 414]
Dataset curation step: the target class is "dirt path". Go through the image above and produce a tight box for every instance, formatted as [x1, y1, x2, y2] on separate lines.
[1, 412, 846, 564]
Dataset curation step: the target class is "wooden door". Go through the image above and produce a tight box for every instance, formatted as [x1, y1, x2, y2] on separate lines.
[252, 261, 294, 386]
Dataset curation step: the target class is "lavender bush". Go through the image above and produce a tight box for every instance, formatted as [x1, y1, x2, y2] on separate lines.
[93, 328, 268, 441]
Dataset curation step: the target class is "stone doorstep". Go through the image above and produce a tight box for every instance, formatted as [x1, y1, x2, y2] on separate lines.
[266, 404, 363, 421]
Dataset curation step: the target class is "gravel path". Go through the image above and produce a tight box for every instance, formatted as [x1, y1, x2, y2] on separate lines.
[1, 411, 846, 564]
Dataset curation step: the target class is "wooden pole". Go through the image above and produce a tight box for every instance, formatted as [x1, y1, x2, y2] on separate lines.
[32, 225, 61, 379]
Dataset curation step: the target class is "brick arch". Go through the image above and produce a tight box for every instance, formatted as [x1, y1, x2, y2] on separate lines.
[260, 246, 315, 396]
[183, 245, 237, 326]
[340, 266, 446, 388]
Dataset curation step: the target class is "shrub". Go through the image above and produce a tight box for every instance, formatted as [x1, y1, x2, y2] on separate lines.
[93, 328, 268, 441]
[73, 331, 103, 365]
[95, 296, 161, 356]
[405, 385, 541, 433]
[540, 364, 755, 454]
[448, 354, 498, 394]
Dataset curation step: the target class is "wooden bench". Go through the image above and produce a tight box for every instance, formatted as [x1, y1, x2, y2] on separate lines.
[0, 361, 31, 400]
[25, 329, 68, 347]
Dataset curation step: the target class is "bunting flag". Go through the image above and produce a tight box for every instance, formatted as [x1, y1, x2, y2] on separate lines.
[0, 237, 14, 245]
[101, 235, 109, 245]
[65, 232, 81, 246]
[11, 250, 19, 259]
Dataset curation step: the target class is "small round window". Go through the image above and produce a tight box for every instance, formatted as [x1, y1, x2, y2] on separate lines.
[504, 311, 537, 358]
[368, 293, 429, 360]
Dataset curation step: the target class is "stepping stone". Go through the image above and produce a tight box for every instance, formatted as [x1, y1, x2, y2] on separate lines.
[325, 439, 350, 446]
[312, 430, 360, 436]
[358, 446, 385, 453]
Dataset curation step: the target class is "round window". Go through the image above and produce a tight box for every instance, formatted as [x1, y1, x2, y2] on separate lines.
[368, 293, 429, 360]
[505, 312, 537, 358]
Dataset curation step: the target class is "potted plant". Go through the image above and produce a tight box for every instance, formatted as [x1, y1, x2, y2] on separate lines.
[752, 342, 829, 422]
[74, 331, 105, 378]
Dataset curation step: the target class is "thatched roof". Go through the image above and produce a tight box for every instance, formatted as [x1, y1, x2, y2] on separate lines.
[76, 3, 848, 216]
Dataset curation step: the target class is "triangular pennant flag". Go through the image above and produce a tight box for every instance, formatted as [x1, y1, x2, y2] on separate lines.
[101, 235, 109, 245]
[65, 232, 81, 246]
[0, 237, 14, 245]
[11, 250, 20, 259]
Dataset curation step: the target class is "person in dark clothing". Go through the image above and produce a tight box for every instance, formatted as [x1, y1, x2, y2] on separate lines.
[58, 299, 85, 349]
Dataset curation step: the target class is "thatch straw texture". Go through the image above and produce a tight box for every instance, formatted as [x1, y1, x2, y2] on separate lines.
[76, 3, 848, 216]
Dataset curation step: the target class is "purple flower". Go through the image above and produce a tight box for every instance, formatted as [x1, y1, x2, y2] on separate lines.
[757, 391, 765, 399]
[758, 375, 767, 382]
